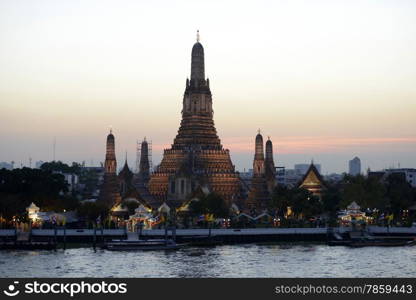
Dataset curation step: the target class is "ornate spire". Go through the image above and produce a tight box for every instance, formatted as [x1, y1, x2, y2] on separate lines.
[191, 31, 205, 81]
[254, 131, 265, 174]
[265, 137, 273, 160]
[196, 30, 200, 42]
[139, 137, 150, 182]
[105, 130, 116, 174]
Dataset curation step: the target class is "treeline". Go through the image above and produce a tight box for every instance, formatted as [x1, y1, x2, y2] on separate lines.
[0, 167, 78, 221]
[39, 161, 82, 175]
[270, 173, 416, 224]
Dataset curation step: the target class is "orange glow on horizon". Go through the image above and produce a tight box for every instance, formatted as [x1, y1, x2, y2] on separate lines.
[151, 136, 416, 154]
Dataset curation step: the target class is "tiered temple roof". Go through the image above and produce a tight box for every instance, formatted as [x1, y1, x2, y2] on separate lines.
[148, 34, 241, 208]
[299, 163, 326, 198]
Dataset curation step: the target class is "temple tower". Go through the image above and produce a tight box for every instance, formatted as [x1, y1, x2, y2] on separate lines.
[118, 154, 134, 198]
[253, 131, 265, 176]
[148, 32, 241, 208]
[265, 137, 277, 193]
[247, 131, 270, 213]
[98, 130, 122, 208]
[138, 138, 150, 183]
[105, 130, 117, 173]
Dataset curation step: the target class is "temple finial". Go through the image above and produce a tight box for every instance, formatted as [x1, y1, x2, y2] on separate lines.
[125, 151, 127, 162]
[268, 135, 271, 140]
[109, 125, 112, 134]
[257, 128, 261, 134]
[196, 30, 200, 43]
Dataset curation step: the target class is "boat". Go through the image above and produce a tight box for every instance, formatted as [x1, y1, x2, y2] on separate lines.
[348, 239, 416, 247]
[102, 239, 181, 251]
[328, 229, 416, 247]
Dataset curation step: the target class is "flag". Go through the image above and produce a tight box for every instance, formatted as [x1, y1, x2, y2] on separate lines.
[207, 214, 215, 222]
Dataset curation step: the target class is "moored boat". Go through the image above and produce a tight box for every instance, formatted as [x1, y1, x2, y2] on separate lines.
[102, 239, 181, 251]
[328, 229, 416, 247]
[348, 238, 416, 247]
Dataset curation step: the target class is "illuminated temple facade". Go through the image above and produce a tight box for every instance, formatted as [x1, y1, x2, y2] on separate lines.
[299, 162, 326, 199]
[148, 33, 241, 208]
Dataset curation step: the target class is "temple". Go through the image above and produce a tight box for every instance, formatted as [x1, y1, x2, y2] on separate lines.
[133, 138, 154, 206]
[118, 154, 135, 198]
[97, 130, 122, 208]
[299, 162, 326, 199]
[246, 131, 271, 212]
[137, 138, 150, 183]
[264, 137, 277, 193]
[148, 32, 241, 208]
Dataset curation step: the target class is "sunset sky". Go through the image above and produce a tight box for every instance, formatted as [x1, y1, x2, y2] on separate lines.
[0, 0, 415, 173]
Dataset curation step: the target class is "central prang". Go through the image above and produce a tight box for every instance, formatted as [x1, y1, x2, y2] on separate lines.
[148, 34, 241, 209]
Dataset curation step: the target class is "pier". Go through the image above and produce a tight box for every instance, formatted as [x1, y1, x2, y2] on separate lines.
[1, 226, 416, 249]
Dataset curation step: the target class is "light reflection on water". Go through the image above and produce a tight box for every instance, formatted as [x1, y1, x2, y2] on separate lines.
[0, 244, 415, 277]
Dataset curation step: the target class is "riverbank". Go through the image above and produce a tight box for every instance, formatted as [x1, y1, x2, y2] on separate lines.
[1, 226, 415, 248]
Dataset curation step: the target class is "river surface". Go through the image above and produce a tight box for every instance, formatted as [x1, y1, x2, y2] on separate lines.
[0, 244, 415, 277]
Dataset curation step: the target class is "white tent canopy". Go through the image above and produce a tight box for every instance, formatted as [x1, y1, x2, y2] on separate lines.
[347, 201, 361, 211]
[26, 202, 40, 213]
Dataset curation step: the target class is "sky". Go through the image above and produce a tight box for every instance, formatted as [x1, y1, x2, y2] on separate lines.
[0, 0, 415, 174]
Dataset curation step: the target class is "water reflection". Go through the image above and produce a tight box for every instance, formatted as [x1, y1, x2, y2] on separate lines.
[0, 244, 415, 278]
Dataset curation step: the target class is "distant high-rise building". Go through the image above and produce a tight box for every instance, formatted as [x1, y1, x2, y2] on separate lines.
[0, 162, 13, 170]
[349, 157, 361, 176]
[35, 160, 45, 169]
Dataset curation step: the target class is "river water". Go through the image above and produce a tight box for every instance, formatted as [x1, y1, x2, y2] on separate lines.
[0, 244, 415, 277]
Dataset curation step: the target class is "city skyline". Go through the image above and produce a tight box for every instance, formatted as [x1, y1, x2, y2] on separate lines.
[1, 0, 415, 173]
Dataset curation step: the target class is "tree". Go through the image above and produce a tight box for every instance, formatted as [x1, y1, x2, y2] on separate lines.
[40, 161, 81, 175]
[0, 168, 74, 220]
[270, 185, 322, 219]
[385, 173, 414, 215]
[188, 193, 229, 218]
[77, 202, 109, 223]
[322, 182, 342, 225]
[340, 174, 387, 210]
[270, 185, 291, 217]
